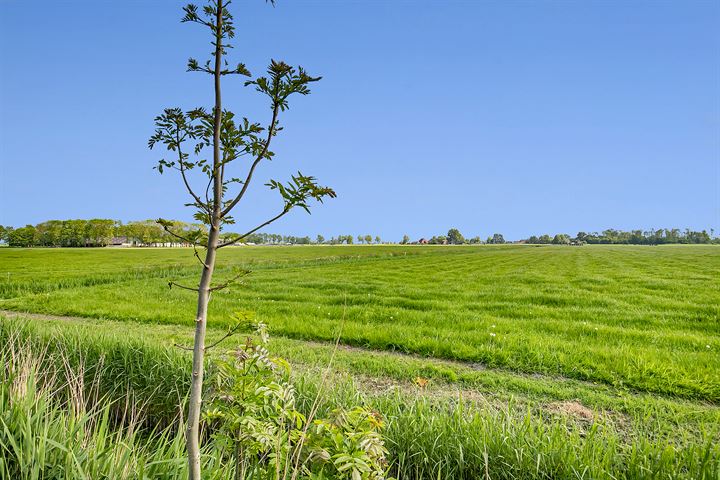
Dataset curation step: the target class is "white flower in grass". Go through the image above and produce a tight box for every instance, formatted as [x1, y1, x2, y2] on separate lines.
[490, 332, 497, 337]
[707, 345, 711, 349]
[491, 324, 496, 328]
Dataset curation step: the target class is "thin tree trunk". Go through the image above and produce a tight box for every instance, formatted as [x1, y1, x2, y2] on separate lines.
[187, 2, 224, 479]
[186, 229, 218, 478]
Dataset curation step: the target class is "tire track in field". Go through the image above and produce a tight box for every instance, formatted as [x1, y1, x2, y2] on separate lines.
[0, 308, 618, 389]
[4, 309, 719, 409]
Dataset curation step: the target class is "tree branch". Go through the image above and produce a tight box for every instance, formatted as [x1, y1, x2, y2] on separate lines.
[220, 104, 279, 218]
[160, 224, 196, 245]
[204, 321, 245, 351]
[193, 244, 209, 269]
[204, 172, 214, 205]
[209, 269, 251, 291]
[216, 208, 288, 248]
[177, 131, 209, 213]
[168, 281, 200, 292]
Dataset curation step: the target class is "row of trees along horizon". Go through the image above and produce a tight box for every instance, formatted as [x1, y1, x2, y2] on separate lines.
[424, 228, 718, 245]
[0, 220, 381, 247]
[0, 221, 717, 248]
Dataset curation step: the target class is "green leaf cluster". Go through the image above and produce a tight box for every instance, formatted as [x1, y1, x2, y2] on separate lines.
[267, 173, 337, 214]
[205, 324, 390, 479]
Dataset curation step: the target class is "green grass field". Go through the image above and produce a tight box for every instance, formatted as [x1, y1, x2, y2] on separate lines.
[1, 244, 719, 478]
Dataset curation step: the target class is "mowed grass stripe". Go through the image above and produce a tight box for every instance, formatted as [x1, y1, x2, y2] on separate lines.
[0, 246, 440, 298]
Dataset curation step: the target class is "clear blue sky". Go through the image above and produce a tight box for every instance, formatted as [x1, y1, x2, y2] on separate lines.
[1, 0, 718, 240]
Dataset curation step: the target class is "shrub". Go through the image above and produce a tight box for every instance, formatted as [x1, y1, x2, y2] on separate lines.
[205, 323, 390, 479]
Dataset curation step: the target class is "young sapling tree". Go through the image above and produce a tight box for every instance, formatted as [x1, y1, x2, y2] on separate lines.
[148, 1, 335, 478]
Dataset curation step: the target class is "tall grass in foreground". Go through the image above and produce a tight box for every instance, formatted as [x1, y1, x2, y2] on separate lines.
[0, 330, 232, 479]
[381, 399, 718, 479]
[297, 377, 720, 479]
[1, 318, 718, 479]
[0, 322, 190, 429]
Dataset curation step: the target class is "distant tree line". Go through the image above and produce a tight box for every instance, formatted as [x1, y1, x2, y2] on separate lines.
[217, 233, 384, 245]
[526, 229, 717, 245]
[236, 232, 313, 245]
[221, 233, 384, 245]
[0, 219, 210, 248]
[0, 220, 388, 248]
[400, 229, 506, 245]
[2, 222, 716, 248]
[399, 228, 718, 246]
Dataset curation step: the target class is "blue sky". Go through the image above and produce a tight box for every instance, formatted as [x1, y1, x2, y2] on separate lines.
[1, 0, 718, 240]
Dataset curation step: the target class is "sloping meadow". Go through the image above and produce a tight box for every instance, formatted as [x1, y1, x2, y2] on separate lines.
[2, 245, 718, 402]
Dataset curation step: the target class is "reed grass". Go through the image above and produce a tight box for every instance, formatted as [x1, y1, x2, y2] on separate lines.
[1, 316, 718, 479]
